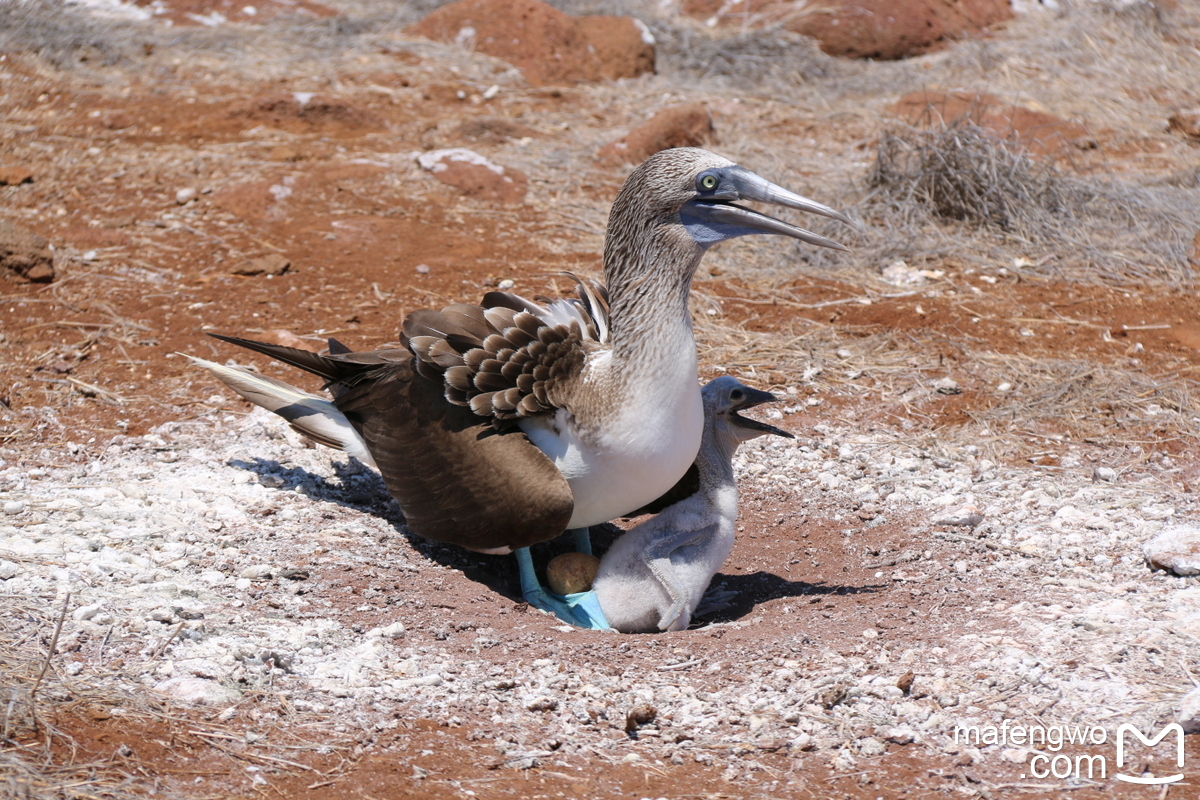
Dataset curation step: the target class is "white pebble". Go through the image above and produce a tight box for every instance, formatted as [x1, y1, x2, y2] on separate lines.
[1143, 526, 1200, 576]
[1180, 686, 1200, 734]
[3, 501, 25, 515]
[74, 601, 105, 620]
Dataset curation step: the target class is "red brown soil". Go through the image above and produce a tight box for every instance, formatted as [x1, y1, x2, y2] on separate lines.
[888, 90, 1094, 156]
[682, 0, 1013, 60]
[408, 0, 655, 87]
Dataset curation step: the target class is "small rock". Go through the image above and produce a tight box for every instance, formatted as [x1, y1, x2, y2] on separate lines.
[3, 500, 25, 515]
[0, 166, 34, 185]
[881, 726, 916, 745]
[73, 601, 105, 620]
[625, 703, 657, 731]
[932, 377, 961, 395]
[1180, 686, 1200, 734]
[379, 623, 408, 642]
[856, 737, 887, 757]
[525, 696, 558, 712]
[415, 264, 431, 274]
[831, 749, 855, 771]
[232, 253, 291, 276]
[175, 187, 197, 205]
[881, 260, 925, 286]
[239, 565, 274, 580]
[154, 677, 241, 705]
[1092, 466, 1118, 483]
[0, 218, 55, 282]
[597, 103, 714, 165]
[790, 732, 814, 751]
[936, 504, 984, 528]
[1168, 109, 1200, 140]
[278, 566, 309, 580]
[896, 670, 915, 695]
[1000, 747, 1026, 764]
[0, 560, 21, 580]
[1143, 526, 1200, 576]
[148, 607, 176, 623]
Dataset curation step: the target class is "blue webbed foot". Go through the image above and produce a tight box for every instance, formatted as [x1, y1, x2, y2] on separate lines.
[515, 547, 610, 630]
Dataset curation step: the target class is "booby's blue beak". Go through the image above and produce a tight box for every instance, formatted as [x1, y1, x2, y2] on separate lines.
[681, 165, 854, 251]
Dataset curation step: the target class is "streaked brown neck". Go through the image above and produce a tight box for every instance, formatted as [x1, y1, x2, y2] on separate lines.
[602, 198, 704, 366]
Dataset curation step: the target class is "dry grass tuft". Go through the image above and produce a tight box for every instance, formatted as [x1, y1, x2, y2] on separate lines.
[968, 354, 1200, 446]
[793, 121, 1200, 288]
[868, 124, 1069, 240]
[1, 593, 143, 800]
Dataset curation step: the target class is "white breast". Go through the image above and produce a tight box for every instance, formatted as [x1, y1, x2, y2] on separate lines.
[519, 359, 703, 529]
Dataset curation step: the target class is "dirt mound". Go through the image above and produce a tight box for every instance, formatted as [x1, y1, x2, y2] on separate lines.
[228, 94, 387, 138]
[408, 0, 655, 86]
[0, 218, 55, 283]
[597, 103, 715, 166]
[888, 90, 1093, 156]
[683, 0, 1012, 59]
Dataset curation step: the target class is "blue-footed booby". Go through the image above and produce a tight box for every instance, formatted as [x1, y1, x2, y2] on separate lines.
[189, 147, 850, 626]
[592, 376, 794, 632]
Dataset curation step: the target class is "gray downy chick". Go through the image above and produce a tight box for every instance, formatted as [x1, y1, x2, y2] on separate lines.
[593, 376, 794, 633]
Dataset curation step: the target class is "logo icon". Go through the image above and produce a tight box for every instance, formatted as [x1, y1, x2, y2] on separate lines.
[1114, 723, 1185, 785]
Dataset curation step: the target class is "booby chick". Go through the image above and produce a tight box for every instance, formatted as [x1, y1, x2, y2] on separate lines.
[189, 148, 850, 628]
[593, 376, 794, 633]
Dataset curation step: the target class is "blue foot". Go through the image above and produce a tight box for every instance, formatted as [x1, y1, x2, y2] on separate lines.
[570, 527, 593, 556]
[515, 547, 611, 630]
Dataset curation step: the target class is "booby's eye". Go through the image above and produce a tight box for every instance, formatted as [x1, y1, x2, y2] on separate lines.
[698, 173, 719, 192]
[729, 389, 744, 402]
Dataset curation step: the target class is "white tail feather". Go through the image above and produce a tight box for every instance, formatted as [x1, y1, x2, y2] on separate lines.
[185, 355, 377, 470]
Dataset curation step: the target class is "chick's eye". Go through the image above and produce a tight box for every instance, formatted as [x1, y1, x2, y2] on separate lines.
[699, 173, 718, 191]
[730, 389, 744, 401]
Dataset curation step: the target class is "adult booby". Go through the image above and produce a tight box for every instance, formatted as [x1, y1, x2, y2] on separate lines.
[592, 376, 793, 633]
[190, 148, 850, 626]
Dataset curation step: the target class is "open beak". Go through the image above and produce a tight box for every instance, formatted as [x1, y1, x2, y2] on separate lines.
[730, 386, 795, 439]
[684, 165, 855, 251]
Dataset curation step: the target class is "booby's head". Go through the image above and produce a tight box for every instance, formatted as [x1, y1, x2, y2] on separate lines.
[702, 376, 795, 454]
[606, 148, 853, 264]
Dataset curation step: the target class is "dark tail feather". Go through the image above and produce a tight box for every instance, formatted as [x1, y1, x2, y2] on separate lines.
[207, 333, 350, 382]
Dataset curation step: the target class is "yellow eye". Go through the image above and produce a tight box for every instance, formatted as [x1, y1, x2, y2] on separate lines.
[700, 174, 718, 191]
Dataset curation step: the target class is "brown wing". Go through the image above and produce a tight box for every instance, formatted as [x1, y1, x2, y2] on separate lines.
[208, 334, 574, 552]
[335, 358, 574, 552]
[403, 292, 595, 424]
